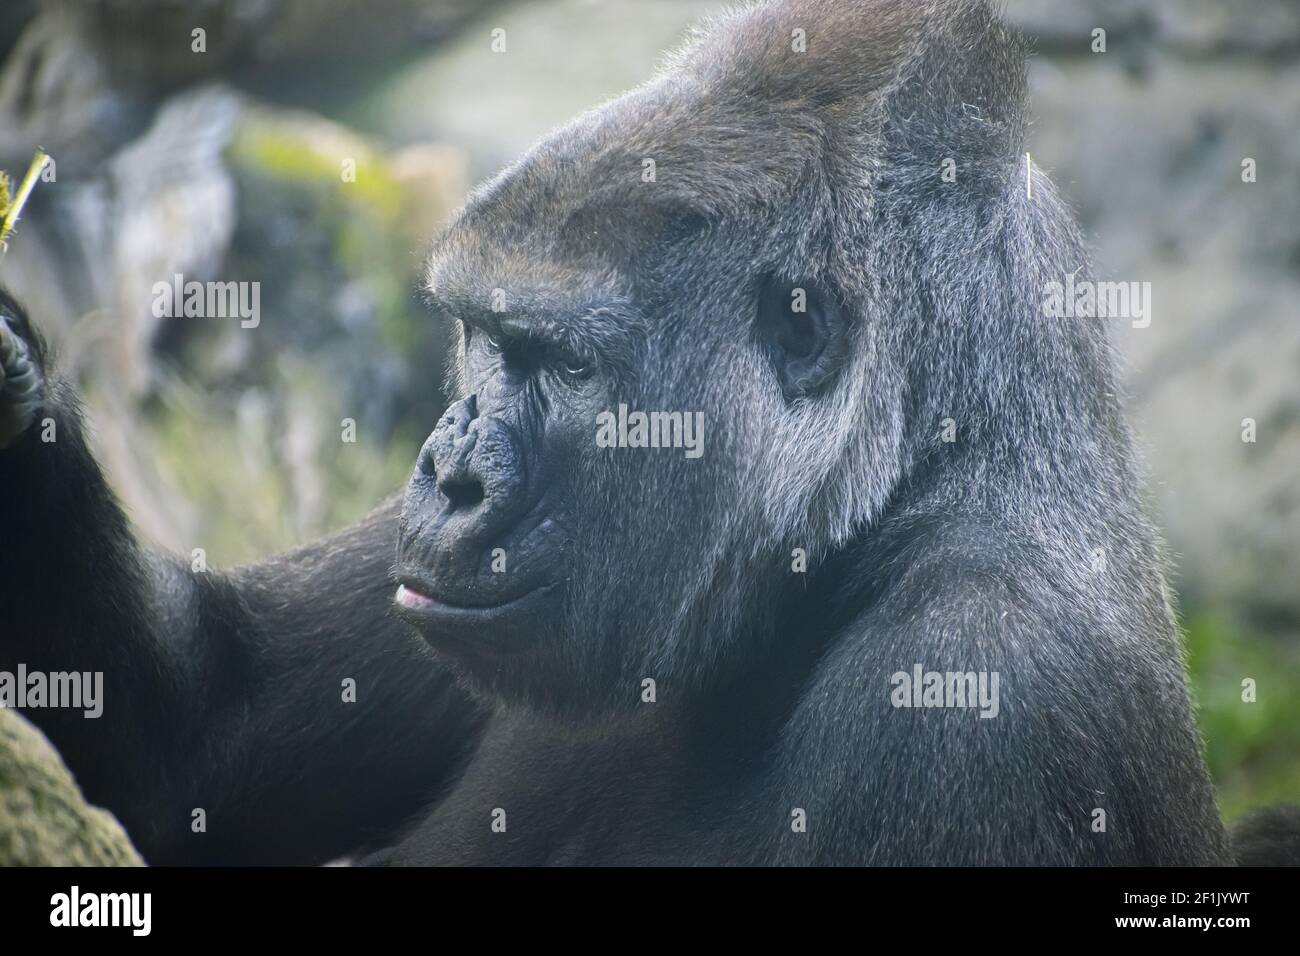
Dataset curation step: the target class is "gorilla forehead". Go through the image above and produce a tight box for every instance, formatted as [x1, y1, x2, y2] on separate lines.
[421, 0, 1031, 393]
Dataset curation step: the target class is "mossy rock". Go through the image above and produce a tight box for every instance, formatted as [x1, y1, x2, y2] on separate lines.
[0, 708, 141, 866]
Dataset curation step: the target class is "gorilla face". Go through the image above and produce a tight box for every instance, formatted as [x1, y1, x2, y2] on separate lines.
[394, 188, 854, 717]
[391, 9, 905, 714]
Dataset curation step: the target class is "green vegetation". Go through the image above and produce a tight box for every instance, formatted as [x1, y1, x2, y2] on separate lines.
[1185, 610, 1300, 820]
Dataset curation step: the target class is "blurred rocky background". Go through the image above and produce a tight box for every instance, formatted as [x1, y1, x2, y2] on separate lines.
[0, 0, 1295, 821]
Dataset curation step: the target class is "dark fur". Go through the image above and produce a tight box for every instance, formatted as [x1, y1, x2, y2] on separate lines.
[1233, 806, 1300, 866]
[0, 0, 1291, 865]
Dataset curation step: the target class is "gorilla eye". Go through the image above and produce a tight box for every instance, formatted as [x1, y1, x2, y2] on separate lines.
[755, 275, 849, 401]
[561, 358, 594, 381]
[483, 332, 504, 352]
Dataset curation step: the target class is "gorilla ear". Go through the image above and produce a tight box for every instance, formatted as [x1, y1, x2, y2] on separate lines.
[755, 276, 849, 401]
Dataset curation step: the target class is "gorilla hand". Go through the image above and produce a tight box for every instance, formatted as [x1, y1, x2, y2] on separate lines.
[0, 292, 45, 449]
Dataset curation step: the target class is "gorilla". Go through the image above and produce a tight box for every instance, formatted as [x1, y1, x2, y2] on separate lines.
[0, 0, 1291, 865]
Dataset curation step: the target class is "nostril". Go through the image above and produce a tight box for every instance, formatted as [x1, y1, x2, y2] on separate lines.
[417, 444, 437, 477]
[439, 477, 485, 511]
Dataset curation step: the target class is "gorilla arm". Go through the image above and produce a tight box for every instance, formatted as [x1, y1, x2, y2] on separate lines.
[0, 295, 484, 864]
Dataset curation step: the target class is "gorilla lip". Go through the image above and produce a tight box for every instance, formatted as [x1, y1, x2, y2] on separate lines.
[395, 583, 439, 611]
[393, 576, 556, 658]
[394, 578, 552, 615]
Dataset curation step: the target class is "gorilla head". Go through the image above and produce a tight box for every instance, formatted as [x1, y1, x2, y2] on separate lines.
[393, 0, 1118, 716]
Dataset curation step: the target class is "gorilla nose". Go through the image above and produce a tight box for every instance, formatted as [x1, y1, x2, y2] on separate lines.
[416, 394, 525, 533]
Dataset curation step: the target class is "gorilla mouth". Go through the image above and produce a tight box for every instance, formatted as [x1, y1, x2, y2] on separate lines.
[392, 574, 559, 656]
[393, 575, 555, 619]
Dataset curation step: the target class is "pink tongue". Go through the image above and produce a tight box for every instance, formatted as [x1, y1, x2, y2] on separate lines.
[396, 584, 436, 609]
